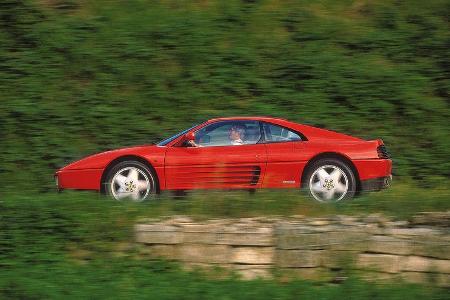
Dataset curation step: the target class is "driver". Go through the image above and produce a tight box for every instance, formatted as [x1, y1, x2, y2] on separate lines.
[229, 124, 246, 145]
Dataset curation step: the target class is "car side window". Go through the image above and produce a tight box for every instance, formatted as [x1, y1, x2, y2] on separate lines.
[194, 121, 261, 147]
[262, 123, 302, 143]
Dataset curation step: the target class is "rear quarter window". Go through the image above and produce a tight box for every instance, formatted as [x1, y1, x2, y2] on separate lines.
[262, 123, 303, 142]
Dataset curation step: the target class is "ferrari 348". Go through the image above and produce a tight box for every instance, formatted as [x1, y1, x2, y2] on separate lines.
[55, 117, 392, 202]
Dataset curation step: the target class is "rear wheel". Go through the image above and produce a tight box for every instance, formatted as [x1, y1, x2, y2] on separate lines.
[104, 161, 157, 202]
[303, 158, 356, 202]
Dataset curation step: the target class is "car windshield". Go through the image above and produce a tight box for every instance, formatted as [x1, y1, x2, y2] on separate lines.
[157, 123, 200, 146]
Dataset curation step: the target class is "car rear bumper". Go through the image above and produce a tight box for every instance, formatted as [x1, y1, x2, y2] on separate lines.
[360, 175, 392, 192]
[353, 159, 392, 181]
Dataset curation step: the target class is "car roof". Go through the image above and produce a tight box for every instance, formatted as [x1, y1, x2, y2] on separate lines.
[206, 116, 289, 123]
[205, 117, 362, 142]
[165, 116, 362, 146]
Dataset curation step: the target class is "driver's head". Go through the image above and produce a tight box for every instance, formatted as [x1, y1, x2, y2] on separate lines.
[229, 124, 246, 141]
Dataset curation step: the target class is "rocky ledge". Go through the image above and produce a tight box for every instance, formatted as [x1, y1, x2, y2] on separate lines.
[135, 213, 450, 286]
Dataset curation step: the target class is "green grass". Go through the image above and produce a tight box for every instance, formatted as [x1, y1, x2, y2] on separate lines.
[1, 182, 449, 260]
[1, 185, 449, 299]
[1, 259, 448, 299]
[168, 182, 450, 219]
[3, 181, 449, 227]
[1, 183, 448, 263]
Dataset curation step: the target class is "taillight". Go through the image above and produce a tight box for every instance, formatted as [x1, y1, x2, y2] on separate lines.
[377, 144, 390, 159]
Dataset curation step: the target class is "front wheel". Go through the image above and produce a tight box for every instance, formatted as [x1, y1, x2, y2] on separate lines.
[104, 161, 157, 202]
[303, 159, 356, 202]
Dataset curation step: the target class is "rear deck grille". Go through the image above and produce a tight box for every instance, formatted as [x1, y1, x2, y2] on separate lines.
[377, 144, 390, 159]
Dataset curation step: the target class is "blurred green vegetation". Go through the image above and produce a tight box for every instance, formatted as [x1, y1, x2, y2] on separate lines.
[1, 1, 449, 296]
[1, 0, 449, 192]
[2, 261, 447, 299]
[1, 191, 449, 299]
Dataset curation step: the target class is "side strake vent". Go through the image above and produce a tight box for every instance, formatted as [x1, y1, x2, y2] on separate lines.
[377, 144, 390, 159]
[174, 165, 262, 186]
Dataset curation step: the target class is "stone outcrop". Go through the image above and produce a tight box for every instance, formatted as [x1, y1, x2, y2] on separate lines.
[135, 213, 450, 285]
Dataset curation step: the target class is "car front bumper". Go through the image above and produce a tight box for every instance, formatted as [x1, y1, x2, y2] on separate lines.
[360, 175, 392, 192]
[55, 168, 103, 191]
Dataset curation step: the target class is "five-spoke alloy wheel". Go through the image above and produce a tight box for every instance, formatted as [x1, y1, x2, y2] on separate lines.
[304, 158, 356, 202]
[104, 161, 156, 201]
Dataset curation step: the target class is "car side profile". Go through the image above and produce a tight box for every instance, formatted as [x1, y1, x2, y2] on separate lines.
[55, 117, 392, 202]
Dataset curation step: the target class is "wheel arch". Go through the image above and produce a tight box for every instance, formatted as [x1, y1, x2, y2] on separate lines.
[100, 155, 160, 194]
[301, 152, 361, 191]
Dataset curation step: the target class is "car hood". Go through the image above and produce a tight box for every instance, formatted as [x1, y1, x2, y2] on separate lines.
[58, 144, 162, 171]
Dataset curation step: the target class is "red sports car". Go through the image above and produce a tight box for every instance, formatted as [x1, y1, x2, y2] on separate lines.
[55, 117, 392, 202]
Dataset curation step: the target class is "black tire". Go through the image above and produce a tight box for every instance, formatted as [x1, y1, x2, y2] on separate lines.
[303, 158, 356, 202]
[103, 160, 157, 201]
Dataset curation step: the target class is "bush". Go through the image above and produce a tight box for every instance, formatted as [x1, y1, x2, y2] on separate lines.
[0, 0, 449, 193]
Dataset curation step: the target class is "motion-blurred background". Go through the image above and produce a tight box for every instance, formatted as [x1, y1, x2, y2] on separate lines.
[1, 0, 449, 192]
[0, 0, 449, 298]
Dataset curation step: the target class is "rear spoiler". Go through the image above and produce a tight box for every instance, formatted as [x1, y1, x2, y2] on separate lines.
[374, 139, 384, 146]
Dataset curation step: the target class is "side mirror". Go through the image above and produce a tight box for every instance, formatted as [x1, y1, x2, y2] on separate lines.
[185, 132, 195, 141]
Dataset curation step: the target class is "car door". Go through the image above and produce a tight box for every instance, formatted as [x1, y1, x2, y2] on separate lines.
[261, 122, 308, 188]
[165, 120, 267, 190]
